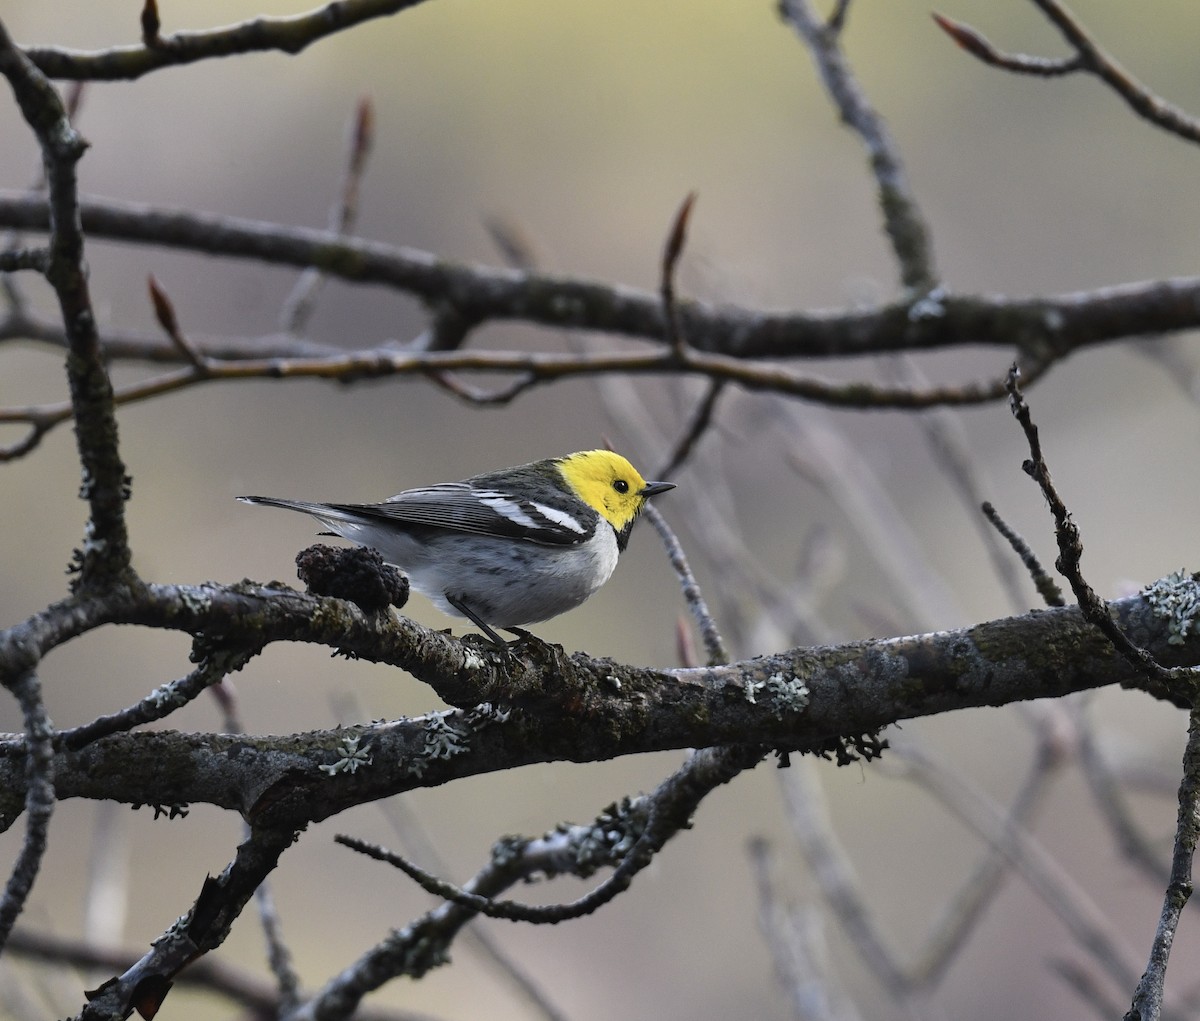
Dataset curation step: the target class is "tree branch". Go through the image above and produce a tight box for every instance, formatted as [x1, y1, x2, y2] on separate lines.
[0, 580, 1197, 828]
[3, 194, 1198, 364]
[23, 0, 432, 82]
[0, 22, 133, 586]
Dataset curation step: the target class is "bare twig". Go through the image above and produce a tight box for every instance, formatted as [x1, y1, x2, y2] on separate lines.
[255, 883, 301, 1015]
[777, 762, 914, 1006]
[779, 0, 937, 292]
[55, 649, 258, 754]
[0, 341, 1055, 465]
[0, 247, 50, 272]
[281, 96, 376, 333]
[317, 747, 763, 1016]
[884, 355, 1029, 612]
[783, 405, 963, 632]
[749, 836, 863, 1021]
[4, 927, 423, 1021]
[981, 500, 1065, 608]
[1052, 958, 1129, 1020]
[147, 274, 207, 370]
[934, 1, 1200, 144]
[826, 0, 852, 35]
[27, 0, 434, 82]
[1007, 366, 1194, 688]
[209, 677, 303, 1012]
[0, 670, 55, 952]
[2, 193, 1196, 364]
[77, 823, 302, 1021]
[909, 719, 1064, 986]
[660, 191, 697, 358]
[656, 378, 725, 481]
[1075, 700, 1168, 881]
[0, 23, 133, 586]
[886, 742, 1146, 993]
[337, 745, 763, 924]
[932, 13, 1081, 76]
[1124, 707, 1200, 1021]
[140, 0, 161, 47]
[484, 214, 541, 271]
[645, 502, 728, 666]
[374, 793, 570, 1021]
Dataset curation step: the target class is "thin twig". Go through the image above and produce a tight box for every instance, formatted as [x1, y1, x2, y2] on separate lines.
[255, 883, 302, 1015]
[484, 214, 541, 271]
[147, 274, 207, 370]
[910, 722, 1064, 986]
[981, 501, 1065, 608]
[314, 747, 764, 1017]
[884, 355, 1029, 612]
[27, 0, 434, 82]
[140, 0, 161, 47]
[1075, 699, 1168, 882]
[4, 927, 421, 1021]
[0, 344, 1056, 466]
[1007, 366, 1193, 687]
[660, 191, 697, 359]
[1124, 707, 1200, 1021]
[375, 794, 570, 1021]
[644, 503, 728, 666]
[1030, 0, 1200, 142]
[932, 13, 1081, 76]
[748, 836, 863, 1021]
[0, 22, 133, 586]
[0, 670, 55, 952]
[55, 649, 258, 754]
[887, 742, 1147, 992]
[777, 762, 914, 1005]
[0, 247, 50, 272]
[336, 745, 762, 924]
[826, 0, 852, 35]
[656, 378, 725, 481]
[934, 2, 1200, 144]
[779, 0, 937, 292]
[210, 674, 304, 1011]
[1052, 958, 1129, 1020]
[281, 96, 375, 333]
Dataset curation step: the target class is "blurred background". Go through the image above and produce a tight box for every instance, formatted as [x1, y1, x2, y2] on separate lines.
[1, 1, 1199, 1018]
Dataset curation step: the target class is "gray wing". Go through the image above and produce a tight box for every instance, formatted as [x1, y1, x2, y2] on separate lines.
[375, 483, 596, 544]
[241, 484, 595, 546]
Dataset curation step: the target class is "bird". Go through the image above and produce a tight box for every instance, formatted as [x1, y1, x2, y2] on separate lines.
[239, 450, 674, 646]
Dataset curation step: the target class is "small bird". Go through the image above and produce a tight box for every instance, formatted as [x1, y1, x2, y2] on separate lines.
[240, 450, 674, 646]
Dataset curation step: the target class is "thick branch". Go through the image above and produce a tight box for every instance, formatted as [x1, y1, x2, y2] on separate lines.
[2, 193, 1199, 363]
[0, 580, 1196, 828]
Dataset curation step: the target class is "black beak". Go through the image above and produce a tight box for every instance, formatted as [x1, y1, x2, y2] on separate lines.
[640, 481, 676, 498]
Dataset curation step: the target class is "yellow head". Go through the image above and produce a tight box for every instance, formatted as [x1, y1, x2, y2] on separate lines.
[555, 450, 675, 535]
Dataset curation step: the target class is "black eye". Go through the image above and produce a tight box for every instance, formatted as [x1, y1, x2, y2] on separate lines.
[613, 479, 630, 494]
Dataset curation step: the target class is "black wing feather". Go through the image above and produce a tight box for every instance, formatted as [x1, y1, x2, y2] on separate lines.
[322, 483, 594, 546]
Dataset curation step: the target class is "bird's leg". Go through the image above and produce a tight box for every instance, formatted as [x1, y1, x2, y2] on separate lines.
[446, 593, 512, 657]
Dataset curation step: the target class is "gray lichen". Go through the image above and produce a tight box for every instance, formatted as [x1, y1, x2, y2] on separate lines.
[1143, 570, 1200, 646]
[319, 734, 373, 776]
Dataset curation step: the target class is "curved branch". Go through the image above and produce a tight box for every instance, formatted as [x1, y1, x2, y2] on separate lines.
[0, 670, 55, 951]
[0, 193, 1193, 366]
[935, 1, 1200, 144]
[23, 0, 431, 82]
[781, 0, 938, 292]
[0, 579, 1196, 828]
[0, 342, 1054, 465]
[0, 27, 133, 586]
